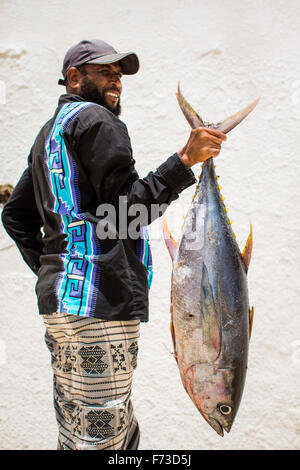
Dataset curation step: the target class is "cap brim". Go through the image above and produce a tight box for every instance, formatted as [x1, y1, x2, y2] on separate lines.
[87, 52, 139, 75]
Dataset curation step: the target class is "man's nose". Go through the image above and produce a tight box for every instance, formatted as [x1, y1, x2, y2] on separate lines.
[109, 75, 122, 90]
[110, 74, 121, 84]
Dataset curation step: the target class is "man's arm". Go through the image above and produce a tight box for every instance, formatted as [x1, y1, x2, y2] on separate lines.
[68, 114, 226, 226]
[1, 155, 44, 275]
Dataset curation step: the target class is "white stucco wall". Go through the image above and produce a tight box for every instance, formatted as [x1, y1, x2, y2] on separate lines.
[0, 0, 299, 450]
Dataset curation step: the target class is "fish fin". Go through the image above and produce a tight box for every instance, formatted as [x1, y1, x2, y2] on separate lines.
[200, 264, 222, 361]
[170, 320, 178, 362]
[163, 213, 177, 261]
[213, 98, 260, 134]
[176, 82, 205, 129]
[249, 306, 254, 339]
[242, 224, 253, 273]
[170, 302, 178, 362]
[216, 274, 233, 322]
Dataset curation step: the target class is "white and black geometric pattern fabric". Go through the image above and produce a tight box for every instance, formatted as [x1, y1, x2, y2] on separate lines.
[43, 312, 140, 450]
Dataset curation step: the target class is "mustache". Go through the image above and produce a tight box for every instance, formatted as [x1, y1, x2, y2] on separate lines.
[103, 86, 120, 94]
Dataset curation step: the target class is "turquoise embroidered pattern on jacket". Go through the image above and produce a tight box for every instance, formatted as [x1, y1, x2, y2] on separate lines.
[46, 102, 100, 316]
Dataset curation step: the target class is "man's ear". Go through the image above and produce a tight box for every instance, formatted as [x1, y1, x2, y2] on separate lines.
[66, 67, 82, 92]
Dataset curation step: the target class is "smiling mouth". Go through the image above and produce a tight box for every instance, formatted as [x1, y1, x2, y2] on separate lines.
[105, 91, 119, 100]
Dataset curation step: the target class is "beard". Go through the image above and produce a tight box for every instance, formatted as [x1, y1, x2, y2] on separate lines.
[78, 76, 121, 116]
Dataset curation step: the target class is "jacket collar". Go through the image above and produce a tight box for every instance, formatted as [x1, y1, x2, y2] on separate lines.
[58, 94, 87, 107]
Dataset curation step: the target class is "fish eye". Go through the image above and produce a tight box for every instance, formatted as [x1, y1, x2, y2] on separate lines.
[218, 404, 232, 415]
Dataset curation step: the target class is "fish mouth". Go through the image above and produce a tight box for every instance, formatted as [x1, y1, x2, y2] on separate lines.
[205, 415, 233, 436]
[205, 416, 224, 437]
[223, 422, 233, 434]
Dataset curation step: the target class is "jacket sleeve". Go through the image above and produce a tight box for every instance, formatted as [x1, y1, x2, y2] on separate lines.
[1, 154, 44, 275]
[70, 116, 196, 221]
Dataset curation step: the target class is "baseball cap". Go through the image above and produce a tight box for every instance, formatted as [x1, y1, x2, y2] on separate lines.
[58, 39, 139, 85]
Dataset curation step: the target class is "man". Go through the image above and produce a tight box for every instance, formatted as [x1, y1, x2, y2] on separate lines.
[1, 40, 226, 450]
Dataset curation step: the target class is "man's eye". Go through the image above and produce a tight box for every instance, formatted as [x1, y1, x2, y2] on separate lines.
[97, 70, 122, 80]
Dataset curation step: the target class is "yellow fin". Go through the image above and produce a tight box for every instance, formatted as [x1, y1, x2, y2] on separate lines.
[170, 302, 178, 362]
[242, 224, 253, 273]
[249, 306, 254, 339]
[163, 214, 177, 261]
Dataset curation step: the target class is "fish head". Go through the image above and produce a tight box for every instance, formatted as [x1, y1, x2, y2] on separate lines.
[203, 400, 236, 437]
[188, 363, 245, 436]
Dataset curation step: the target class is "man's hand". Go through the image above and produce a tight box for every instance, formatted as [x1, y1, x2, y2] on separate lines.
[178, 127, 227, 168]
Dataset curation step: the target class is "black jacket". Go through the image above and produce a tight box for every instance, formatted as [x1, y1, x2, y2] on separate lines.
[1, 94, 196, 321]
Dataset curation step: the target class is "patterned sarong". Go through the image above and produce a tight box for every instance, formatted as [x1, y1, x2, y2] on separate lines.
[42, 313, 140, 450]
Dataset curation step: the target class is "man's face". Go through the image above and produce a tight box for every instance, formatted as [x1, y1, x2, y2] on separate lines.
[77, 63, 123, 116]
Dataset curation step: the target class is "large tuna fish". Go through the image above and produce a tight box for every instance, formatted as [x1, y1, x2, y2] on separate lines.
[163, 85, 259, 436]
